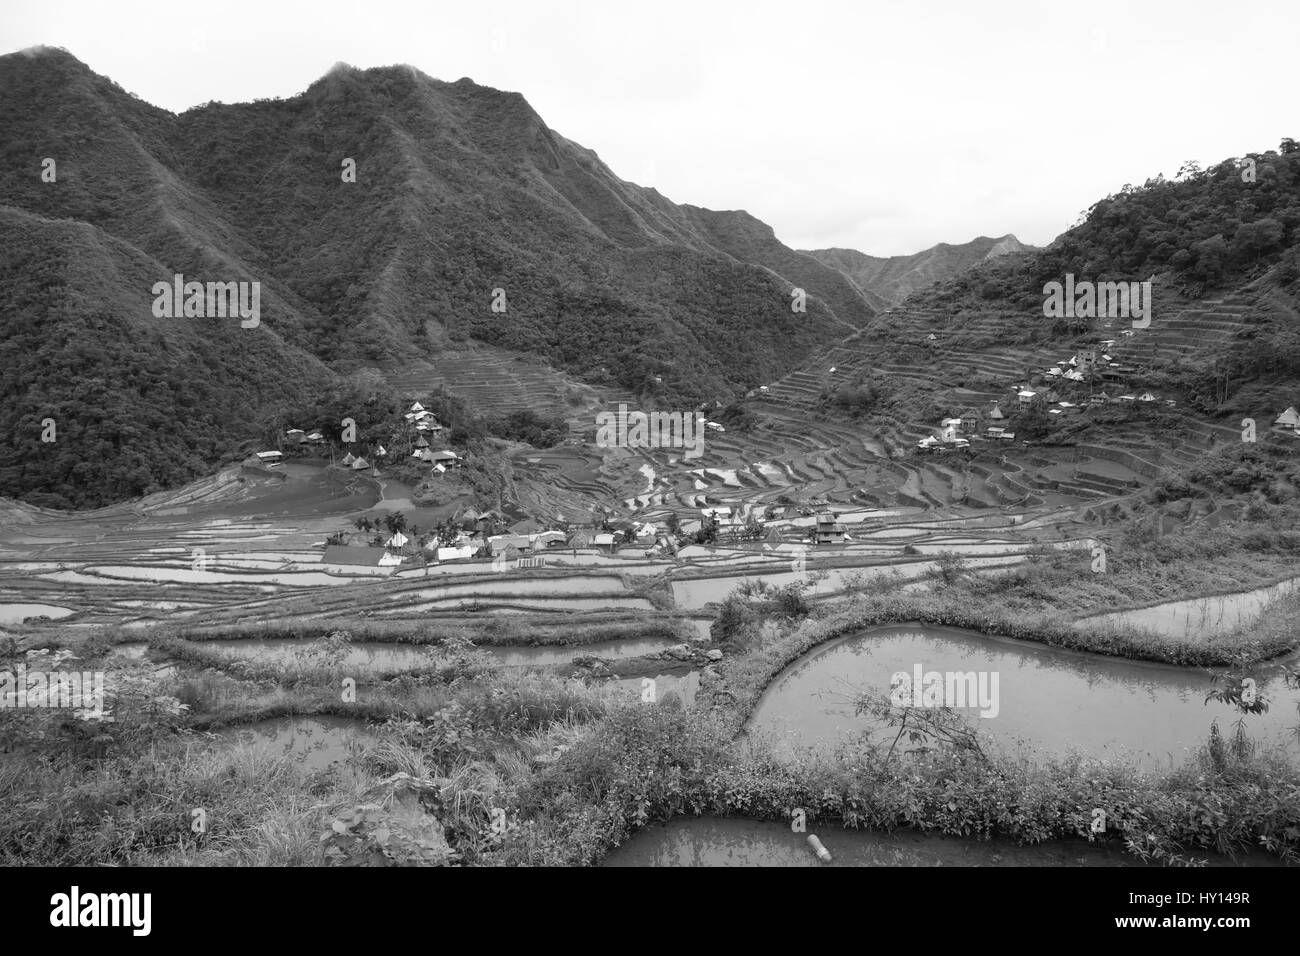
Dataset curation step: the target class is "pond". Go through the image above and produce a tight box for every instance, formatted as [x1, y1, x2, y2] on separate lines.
[599, 818, 1151, 867]
[670, 557, 1028, 609]
[400, 576, 629, 599]
[387, 596, 656, 613]
[600, 817, 1280, 867]
[199, 636, 677, 670]
[482, 638, 678, 667]
[211, 716, 374, 772]
[0, 603, 75, 624]
[605, 671, 701, 707]
[86, 566, 386, 586]
[746, 624, 1300, 769]
[202, 637, 433, 671]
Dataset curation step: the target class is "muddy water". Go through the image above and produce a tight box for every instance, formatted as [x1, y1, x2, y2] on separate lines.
[388, 596, 656, 613]
[606, 671, 701, 707]
[401, 576, 629, 598]
[203, 637, 433, 671]
[600, 818, 1155, 867]
[670, 557, 1028, 609]
[87, 566, 384, 586]
[201, 636, 676, 670]
[746, 625, 1300, 769]
[1081, 579, 1300, 641]
[483, 638, 677, 667]
[213, 716, 374, 772]
[0, 603, 75, 624]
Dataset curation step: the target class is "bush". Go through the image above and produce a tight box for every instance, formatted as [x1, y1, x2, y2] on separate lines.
[711, 595, 759, 647]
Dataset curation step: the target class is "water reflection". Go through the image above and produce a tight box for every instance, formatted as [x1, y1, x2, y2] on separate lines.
[747, 625, 1300, 768]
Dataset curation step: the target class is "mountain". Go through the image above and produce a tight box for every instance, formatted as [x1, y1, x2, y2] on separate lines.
[0, 48, 875, 508]
[807, 234, 1033, 306]
[826, 143, 1300, 426]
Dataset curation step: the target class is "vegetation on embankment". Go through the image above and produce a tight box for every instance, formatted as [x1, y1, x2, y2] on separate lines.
[21, 611, 692, 653]
[0, 642, 616, 865]
[3, 640, 1296, 866]
[497, 704, 1299, 866]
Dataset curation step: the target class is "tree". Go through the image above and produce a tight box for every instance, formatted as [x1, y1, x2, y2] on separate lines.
[566, 527, 591, 553]
[696, 510, 720, 545]
[1231, 218, 1284, 266]
[1193, 234, 1229, 283]
[854, 689, 986, 765]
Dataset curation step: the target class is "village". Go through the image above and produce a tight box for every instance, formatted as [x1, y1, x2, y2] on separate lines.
[912, 329, 1300, 454]
[238, 400, 858, 577]
[242, 349, 1300, 579]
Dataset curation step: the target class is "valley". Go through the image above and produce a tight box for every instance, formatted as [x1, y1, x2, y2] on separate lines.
[1, 47, 1298, 872]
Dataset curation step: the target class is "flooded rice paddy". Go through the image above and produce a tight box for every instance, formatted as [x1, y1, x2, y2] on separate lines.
[747, 624, 1300, 769]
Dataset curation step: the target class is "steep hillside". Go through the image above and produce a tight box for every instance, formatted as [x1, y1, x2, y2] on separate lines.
[0, 206, 331, 509]
[897, 144, 1300, 416]
[0, 48, 874, 508]
[807, 234, 1032, 306]
[750, 142, 1300, 495]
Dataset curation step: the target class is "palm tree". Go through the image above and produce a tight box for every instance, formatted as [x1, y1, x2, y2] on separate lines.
[567, 527, 591, 555]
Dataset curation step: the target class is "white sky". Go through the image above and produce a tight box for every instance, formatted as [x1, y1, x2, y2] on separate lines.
[4, 0, 1297, 255]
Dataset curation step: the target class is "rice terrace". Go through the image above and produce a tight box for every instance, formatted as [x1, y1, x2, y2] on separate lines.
[2, 1, 1300, 890]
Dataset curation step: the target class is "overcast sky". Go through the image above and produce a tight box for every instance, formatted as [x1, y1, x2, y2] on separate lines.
[5, 0, 1297, 256]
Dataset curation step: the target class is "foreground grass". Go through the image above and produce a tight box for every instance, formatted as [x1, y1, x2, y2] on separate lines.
[2, 628, 1298, 867]
[4, 694, 1296, 867]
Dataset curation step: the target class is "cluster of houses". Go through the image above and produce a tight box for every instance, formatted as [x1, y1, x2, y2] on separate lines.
[338, 451, 375, 472]
[322, 503, 683, 570]
[917, 408, 999, 451]
[256, 403, 469, 478]
[1028, 341, 1177, 409]
[914, 337, 1191, 454]
[405, 402, 442, 434]
[404, 403, 463, 473]
[324, 523, 573, 569]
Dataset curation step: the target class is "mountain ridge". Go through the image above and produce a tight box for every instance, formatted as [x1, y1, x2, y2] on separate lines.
[0, 49, 873, 507]
[806, 234, 1035, 307]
